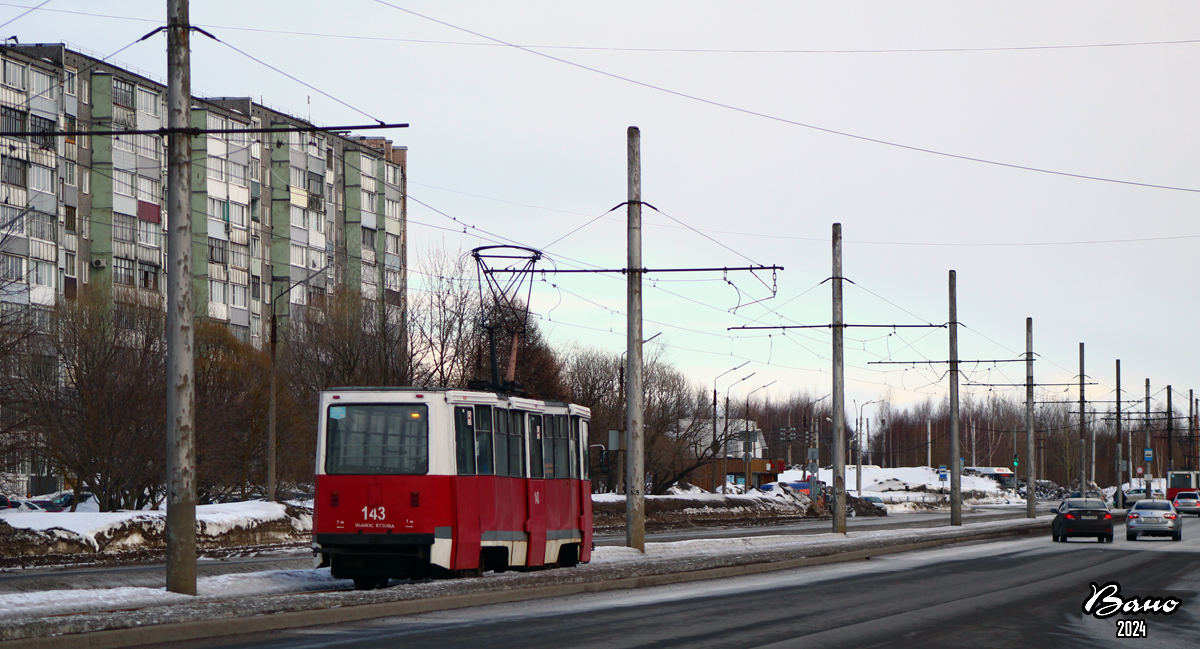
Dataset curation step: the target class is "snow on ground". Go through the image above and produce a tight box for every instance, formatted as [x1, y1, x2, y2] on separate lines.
[0, 501, 305, 552]
[775, 466, 1026, 509]
[0, 514, 1051, 621]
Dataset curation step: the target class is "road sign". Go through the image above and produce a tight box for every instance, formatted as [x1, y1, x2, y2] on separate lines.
[807, 448, 820, 460]
[1136, 466, 1144, 475]
[1144, 448, 1153, 462]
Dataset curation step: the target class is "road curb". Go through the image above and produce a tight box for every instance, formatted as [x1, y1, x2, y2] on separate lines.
[3, 519, 1051, 648]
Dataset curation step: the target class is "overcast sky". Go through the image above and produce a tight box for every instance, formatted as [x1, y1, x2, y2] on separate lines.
[7, 1, 1200, 421]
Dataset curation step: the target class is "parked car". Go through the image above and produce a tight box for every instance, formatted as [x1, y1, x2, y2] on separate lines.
[50, 492, 94, 509]
[1114, 487, 1165, 507]
[1171, 492, 1200, 516]
[1126, 500, 1182, 541]
[1069, 490, 1106, 500]
[1052, 498, 1114, 543]
[27, 500, 64, 512]
[0, 495, 15, 509]
[862, 496, 886, 510]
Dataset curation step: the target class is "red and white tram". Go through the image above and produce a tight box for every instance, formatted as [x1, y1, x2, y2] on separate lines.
[312, 387, 593, 589]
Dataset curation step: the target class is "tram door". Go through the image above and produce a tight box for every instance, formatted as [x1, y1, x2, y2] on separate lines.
[525, 413, 549, 565]
[453, 406, 482, 570]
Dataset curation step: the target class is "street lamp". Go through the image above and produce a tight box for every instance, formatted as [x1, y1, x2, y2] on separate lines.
[712, 361, 750, 492]
[720, 371, 755, 494]
[744, 381, 776, 490]
[267, 264, 330, 502]
[854, 399, 881, 496]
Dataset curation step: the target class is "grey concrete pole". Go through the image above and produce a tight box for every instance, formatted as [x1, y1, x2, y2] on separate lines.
[857, 418, 865, 496]
[1079, 343, 1086, 493]
[267, 304, 277, 502]
[1167, 386, 1173, 471]
[949, 271, 961, 526]
[1116, 360, 1123, 508]
[625, 126, 645, 552]
[1025, 319, 1035, 518]
[1145, 379, 1151, 488]
[832, 223, 846, 534]
[165, 0, 197, 596]
[927, 419, 931, 469]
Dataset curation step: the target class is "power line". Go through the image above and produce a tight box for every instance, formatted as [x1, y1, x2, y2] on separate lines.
[375, 0, 1200, 195]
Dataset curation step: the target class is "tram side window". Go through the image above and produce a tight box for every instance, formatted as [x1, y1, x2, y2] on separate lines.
[508, 410, 526, 477]
[494, 408, 509, 476]
[554, 414, 570, 479]
[575, 417, 589, 479]
[565, 415, 578, 479]
[455, 407, 475, 475]
[475, 405, 493, 475]
[528, 414, 544, 478]
[325, 404, 428, 475]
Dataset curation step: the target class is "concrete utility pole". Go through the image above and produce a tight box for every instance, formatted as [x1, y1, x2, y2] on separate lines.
[832, 223, 846, 534]
[949, 270, 961, 526]
[927, 419, 932, 469]
[165, 0, 196, 596]
[625, 126, 645, 552]
[1167, 386, 1173, 471]
[1025, 318, 1035, 519]
[857, 418, 866, 496]
[1116, 360, 1123, 509]
[1079, 343, 1086, 493]
[1145, 379, 1151, 486]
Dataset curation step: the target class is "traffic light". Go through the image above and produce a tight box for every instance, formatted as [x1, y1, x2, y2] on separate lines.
[599, 450, 610, 474]
[1013, 453, 1019, 468]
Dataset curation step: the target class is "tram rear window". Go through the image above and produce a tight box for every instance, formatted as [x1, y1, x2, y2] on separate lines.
[325, 404, 428, 475]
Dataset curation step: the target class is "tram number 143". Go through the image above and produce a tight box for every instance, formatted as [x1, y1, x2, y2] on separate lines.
[362, 506, 387, 521]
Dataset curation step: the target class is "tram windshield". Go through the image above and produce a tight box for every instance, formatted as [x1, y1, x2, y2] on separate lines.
[325, 403, 428, 475]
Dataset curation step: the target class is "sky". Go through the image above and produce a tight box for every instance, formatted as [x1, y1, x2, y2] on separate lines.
[4, 1, 1200, 422]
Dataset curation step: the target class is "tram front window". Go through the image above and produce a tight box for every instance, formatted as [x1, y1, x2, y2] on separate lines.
[326, 404, 429, 475]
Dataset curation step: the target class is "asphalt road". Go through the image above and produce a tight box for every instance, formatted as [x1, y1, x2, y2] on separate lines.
[158, 522, 1200, 649]
[0, 505, 1039, 594]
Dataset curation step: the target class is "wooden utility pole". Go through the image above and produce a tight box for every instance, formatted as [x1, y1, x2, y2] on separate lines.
[1025, 318, 1035, 518]
[1079, 343, 1086, 492]
[165, 0, 196, 595]
[832, 223, 846, 534]
[625, 126, 645, 552]
[949, 271, 961, 526]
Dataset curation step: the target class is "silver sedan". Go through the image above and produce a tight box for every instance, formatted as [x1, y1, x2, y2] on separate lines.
[1173, 492, 1200, 516]
[1126, 499, 1182, 541]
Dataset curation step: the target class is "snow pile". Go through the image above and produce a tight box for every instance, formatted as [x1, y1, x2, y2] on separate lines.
[591, 489, 815, 528]
[0, 501, 312, 556]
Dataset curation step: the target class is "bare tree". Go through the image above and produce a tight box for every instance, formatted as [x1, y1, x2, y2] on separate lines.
[409, 244, 478, 388]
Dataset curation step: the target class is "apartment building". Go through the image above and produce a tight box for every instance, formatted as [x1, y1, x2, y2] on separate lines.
[0, 43, 406, 349]
[0, 43, 407, 496]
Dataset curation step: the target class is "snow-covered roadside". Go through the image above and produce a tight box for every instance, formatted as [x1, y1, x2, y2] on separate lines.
[0, 501, 311, 555]
[0, 514, 1052, 623]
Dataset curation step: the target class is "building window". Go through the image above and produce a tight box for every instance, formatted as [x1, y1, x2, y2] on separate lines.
[1, 156, 27, 188]
[137, 88, 158, 116]
[64, 206, 76, 233]
[29, 211, 56, 241]
[229, 162, 247, 186]
[251, 274, 260, 300]
[64, 69, 76, 96]
[80, 169, 90, 194]
[136, 176, 160, 202]
[136, 134, 160, 160]
[208, 237, 228, 265]
[113, 258, 134, 286]
[137, 262, 158, 291]
[32, 260, 55, 288]
[63, 160, 76, 187]
[30, 70, 54, 101]
[230, 283, 247, 308]
[361, 190, 377, 214]
[362, 227, 376, 251]
[385, 199, 401, 220]
[0, 106, 26, 136]
[251, 313, 261, 338]
[2, 60, 25, 90]
[79, 73, 89, 104]
[250, 236, 260, 260]
[112, 78, 135, 109]
[29, 115, 54, 149]
[113, 170, 134, 196]
[230, 242, 248, 268]
[206, 112, 226, 133]
[386, 233, 401, 255]
[64, 252, 75, 278]
[289, 165, 305, 188]
[63, 114, 76, 144]
[113, 131, 135, 152]
[207, 156, 226, 181]
[290, 205, 306, 228]
[228, 202, 246, 228]
[1, 205, 24, 234]
[290, 243, 305, 267]
[28, 165, 53, 193]
[112, 213, 135, 242]
[0, 254, 24, 282]
[137, 220, 160, 248]
[360, 156, 376, 179]
[208, 279, 227, 305]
